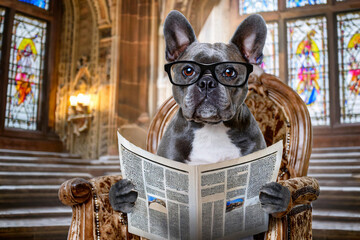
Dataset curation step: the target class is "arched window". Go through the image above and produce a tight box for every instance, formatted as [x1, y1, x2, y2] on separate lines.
[239, 0, 360, 134]
[0, 1, 60, 139]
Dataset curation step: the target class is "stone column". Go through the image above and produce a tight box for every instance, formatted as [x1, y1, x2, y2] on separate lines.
[116, 0, 160, 123]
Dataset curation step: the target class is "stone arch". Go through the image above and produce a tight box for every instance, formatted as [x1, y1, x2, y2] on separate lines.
[56, 0, 106, 158]
[56, 0, 166, 158]
[90, 0, 111, 27]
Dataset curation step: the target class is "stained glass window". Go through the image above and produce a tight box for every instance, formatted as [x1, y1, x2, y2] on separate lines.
[18, 0, 49, 10]
[261, 22, 279, 76]
[0, 9, 5, 60]
[4, 14, 47, 130]
[239, 0, 278, 15]
[337, 11, 360, 123]
[287, 16, 329, 125]
[287, 0, 327, 8]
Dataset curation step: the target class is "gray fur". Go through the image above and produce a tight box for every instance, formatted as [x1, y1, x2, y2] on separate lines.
[157, 109, 203, 162]
[260, 182, 291, 214]
[109, 179, 138, 213]
[164, 10, 197, 62]
[158, 13, 267, 159]
[230, 14, 267, 64]
[159, 11, 289, 218]
[224, 105, 267, 155]
[110, 11, 290, 223]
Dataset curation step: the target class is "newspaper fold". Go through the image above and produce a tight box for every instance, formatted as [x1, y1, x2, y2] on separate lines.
[117, 132, 283, 240]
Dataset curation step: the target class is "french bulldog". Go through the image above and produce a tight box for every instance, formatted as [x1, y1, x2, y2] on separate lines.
[110, 10, 291, 238]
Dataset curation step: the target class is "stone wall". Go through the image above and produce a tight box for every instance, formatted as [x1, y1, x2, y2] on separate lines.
[56, 0, 116, 158]
[116, 0, 160, 122]
[54, 0, 219, 158]
[55, 0, 161, 158]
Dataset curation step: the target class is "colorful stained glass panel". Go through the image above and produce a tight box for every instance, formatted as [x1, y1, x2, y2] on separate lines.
[5, 14, 47, 130]
[0, 9, 5, 60]
[287, 16, 329, 125]
[18, 0, 49, 10]
[337, 11, 360, 123]
[261, 22, 279, 76]
[287, 0, 326, 8]
[239, 0, 278, 15]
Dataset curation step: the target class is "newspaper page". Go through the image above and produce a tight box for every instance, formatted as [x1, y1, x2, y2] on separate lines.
[117, 132, 283, 240]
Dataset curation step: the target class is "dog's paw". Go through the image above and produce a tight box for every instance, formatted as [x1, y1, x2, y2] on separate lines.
[109, 179, 138, 213]
[259, 182, 290, 214]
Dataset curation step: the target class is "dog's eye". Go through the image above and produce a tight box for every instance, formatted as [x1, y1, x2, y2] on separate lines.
[224, 68, 237, 78]
[182, 67, 194, 77]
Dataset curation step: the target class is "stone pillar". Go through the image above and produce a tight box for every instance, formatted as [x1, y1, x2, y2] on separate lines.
[116, 0, 160, 123]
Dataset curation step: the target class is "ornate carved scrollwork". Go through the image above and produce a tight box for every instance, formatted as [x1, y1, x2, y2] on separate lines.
[67, 56, 94, 136]
[246, 75, 291, 180]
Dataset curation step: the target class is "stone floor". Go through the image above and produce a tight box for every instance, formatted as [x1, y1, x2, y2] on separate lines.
[309, 147, 360, 240]
[0, 147, 359, 239]
[0, 149, 120, 239]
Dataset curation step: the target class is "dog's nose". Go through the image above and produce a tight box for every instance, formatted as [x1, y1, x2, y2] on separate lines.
[197, 76, 217, 90]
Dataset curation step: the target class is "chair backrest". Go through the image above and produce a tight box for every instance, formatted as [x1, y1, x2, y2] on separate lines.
[147, 73, 312, 180]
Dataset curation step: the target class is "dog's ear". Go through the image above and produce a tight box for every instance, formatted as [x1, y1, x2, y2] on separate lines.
[230, 14, 267, 65]
[164, 10, 196, 62]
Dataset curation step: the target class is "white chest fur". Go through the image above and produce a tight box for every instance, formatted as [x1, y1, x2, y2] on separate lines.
[187, 123, 241, 165]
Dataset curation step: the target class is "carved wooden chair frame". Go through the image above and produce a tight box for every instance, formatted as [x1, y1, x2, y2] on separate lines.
[59, 73, 318, 240]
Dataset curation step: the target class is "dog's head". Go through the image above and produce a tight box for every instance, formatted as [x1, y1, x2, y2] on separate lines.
[163, 11, 267, 124]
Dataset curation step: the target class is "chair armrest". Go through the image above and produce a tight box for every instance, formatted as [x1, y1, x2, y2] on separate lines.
[58, 178, 92, 206]
[271, 176, 320, 218]
[58, 175, 139, 240]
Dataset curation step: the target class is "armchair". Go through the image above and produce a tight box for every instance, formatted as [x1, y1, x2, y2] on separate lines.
[59, 73, 319, 239]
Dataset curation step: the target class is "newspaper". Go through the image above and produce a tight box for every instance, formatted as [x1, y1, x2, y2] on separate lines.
[117, 132, 283, 240]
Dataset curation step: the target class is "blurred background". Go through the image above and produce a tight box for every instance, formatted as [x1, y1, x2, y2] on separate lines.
[0, 0, 359, 239]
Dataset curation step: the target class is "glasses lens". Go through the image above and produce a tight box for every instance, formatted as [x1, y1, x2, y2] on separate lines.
[215, 63, 248, 86]
[170, 62, 201, 85]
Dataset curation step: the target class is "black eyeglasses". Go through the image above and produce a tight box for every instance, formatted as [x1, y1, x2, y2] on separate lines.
[164, 61, 253, 87]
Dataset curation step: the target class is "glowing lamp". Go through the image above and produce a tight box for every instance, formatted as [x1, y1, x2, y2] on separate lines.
[77, 93, 91, 106]
[70, 95, 78, 106]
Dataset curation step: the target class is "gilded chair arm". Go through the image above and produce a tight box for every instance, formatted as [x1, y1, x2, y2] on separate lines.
[58, 178, 92, 206]
[272, 176, 320, 218]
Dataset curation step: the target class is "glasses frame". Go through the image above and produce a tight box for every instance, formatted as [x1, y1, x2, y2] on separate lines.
[164, 61, 253, 87]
